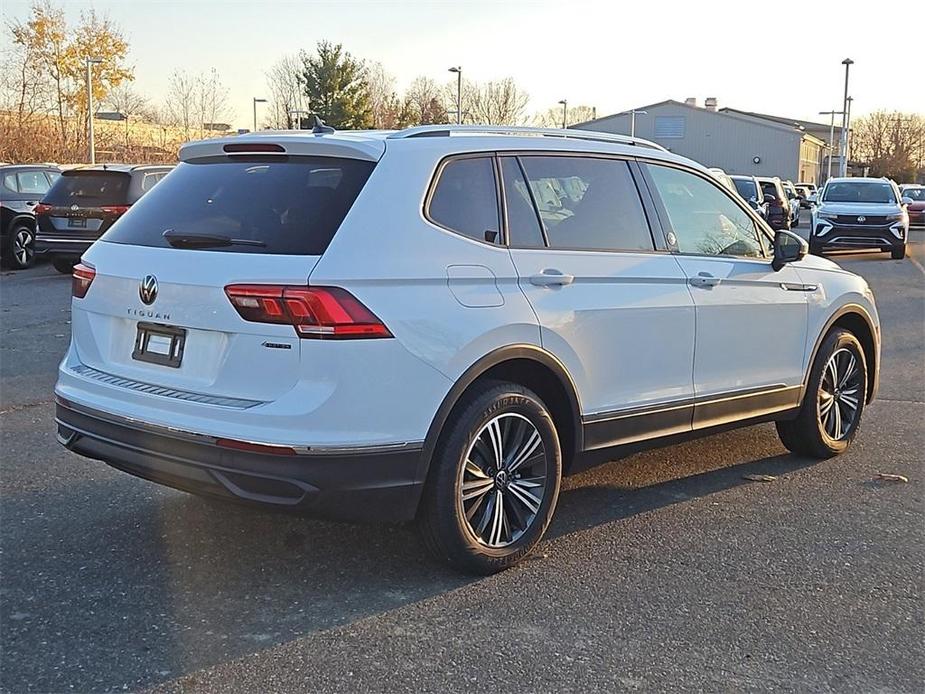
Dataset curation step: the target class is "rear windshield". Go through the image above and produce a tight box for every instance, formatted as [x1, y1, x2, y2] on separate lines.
[823, 181, 897, 204]
[101, 157, 375, 255]
[733, 178, 756, 199]
[44, 171, 130, 206]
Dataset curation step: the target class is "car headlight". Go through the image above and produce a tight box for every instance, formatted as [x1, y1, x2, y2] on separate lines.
[817, 211, 837, 221]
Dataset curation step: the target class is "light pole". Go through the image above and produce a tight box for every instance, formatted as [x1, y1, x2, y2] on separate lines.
[252, 97, 267, 132]
[840, 58, 853, 176]
[630, 109, 647, 137]
[819, 109, 845, 181]
[558, 99, 568, 129]
[845, 96, 854, 175]
[85, 56, 102, 164]
[448, 66, 462, 125]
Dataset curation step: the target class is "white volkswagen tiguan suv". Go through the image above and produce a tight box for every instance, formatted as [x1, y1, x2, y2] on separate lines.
[55, 125, 880, 574]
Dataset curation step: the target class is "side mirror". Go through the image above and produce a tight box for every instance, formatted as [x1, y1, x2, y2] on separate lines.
[764, 194, 776, 204]
[901, 197, 913, 206]
[772, 229, 808, 271]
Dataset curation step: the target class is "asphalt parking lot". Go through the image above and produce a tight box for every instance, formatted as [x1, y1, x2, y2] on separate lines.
[1, 236, 923, 693]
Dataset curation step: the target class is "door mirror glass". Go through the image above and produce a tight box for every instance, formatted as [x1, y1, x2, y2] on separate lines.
[772, 229, 807, 271]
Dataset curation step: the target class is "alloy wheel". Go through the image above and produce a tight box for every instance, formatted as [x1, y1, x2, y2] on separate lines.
[13, 228, 34, 267]
[459, 413, 548, 548]
[818, 348, 862, 441]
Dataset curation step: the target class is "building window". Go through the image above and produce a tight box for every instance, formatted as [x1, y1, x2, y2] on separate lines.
[654, 116, 685, 138]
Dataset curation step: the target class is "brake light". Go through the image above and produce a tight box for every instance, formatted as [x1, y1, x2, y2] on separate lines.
[100, 205, 130, 216]
[72, 263, 95, 298]
[224, 285, 392, 339]
[223, 143, 286, 154]
[34, 203, 52, 215]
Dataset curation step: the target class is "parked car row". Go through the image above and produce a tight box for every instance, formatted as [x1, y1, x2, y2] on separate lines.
[708, 169, 804, 231]
[1, 163, 172, 271]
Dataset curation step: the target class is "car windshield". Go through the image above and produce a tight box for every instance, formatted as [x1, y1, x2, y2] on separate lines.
[903, 188, 925, 201]
[823, 182, 897, 204]
[733, 178, 756, 199]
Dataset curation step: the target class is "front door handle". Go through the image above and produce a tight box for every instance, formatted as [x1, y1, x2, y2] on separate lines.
[689, 275, 721, 288]
[530, 269, 574, 287]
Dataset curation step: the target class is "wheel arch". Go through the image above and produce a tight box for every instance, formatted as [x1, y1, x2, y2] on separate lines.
[806, 304, 879, 403]
[419, 345, 584, 482]
[7, 213, 37, 233]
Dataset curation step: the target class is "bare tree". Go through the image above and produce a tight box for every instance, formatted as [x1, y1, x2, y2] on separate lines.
[463, 78, 529, 125]
[163, 69, 197, 138]
[196, 67, 231, 136]
[264, 53, 305, 129]
[533, 104, 595, 128]
[106, 83, 155, 121]
[405, 76, 447, 125]
[852, 111, 925, 181]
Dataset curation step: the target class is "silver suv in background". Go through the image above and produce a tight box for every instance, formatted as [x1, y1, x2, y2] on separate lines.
[811, 177, 908, 259]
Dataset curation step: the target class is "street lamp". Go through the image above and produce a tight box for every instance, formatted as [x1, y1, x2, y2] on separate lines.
[85, 56, 103, 164]
[845, 96, 854, 174]
[629, 109, 647, 138]
[819, 109, 845, 181]
[558, 99, 568, 129]
[840, 58, 854, 176]
[448, 66, 462, 125]
[252, 97, 267, 132]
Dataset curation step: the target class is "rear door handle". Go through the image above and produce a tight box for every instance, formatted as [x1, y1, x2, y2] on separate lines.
[530, 269, 574, 287]
[689, 275, 721, 288]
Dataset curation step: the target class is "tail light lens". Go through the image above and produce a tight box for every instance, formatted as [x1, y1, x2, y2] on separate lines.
[100, 205, 130, 216]
[225, 285, 392, 339]
[72, 263, 95, 298]
[34, 203, 52, 215]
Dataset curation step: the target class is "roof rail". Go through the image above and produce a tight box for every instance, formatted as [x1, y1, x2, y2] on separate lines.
[387, 125, 667, 151]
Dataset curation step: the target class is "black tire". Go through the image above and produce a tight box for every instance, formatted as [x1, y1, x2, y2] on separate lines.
[5, 224, 36, 269]
[776, 328, 867, 459]
[891, 244, 906, 260]
[52, 257, 77, 274]
[418, 380, 562, 575]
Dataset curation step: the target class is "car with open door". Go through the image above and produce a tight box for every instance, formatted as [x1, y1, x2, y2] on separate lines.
[55, 125, 880, 574]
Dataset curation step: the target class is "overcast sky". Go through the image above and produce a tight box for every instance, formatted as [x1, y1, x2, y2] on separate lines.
[4, 0, 922, 130]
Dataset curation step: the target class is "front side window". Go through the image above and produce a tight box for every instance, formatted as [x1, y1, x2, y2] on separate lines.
[428, 157, 500, 244]
[647, 164, 764, 258]
[732, 178, 757, 201]
[517, 156, 653, 252]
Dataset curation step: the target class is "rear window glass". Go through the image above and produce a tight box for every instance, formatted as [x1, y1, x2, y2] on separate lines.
[101, 157, 375, 255]
[44, 172, 130, 206]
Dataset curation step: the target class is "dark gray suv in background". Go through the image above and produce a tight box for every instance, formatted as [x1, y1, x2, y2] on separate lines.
[1, 164, 61, 269]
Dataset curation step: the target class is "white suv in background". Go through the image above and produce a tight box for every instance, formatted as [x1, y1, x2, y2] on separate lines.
[55, 125, 880, 574]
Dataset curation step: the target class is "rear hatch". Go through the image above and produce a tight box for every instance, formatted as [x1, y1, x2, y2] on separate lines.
[73, 153, 377, 403]
[37, 170, 132, 241]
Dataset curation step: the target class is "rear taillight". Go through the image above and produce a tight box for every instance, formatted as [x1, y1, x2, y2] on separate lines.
[72, 263, 95, 299]
[100, 205, 130, 216]
[224, 285, 392, 339]
[34, 203, 52, 215]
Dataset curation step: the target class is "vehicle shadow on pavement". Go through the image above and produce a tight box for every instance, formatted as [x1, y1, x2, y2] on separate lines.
[0, 422, 821, 693]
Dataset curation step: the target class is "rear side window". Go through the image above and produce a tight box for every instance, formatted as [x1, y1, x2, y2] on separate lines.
[44, 172, 130, 206]
[500, 157, 545, 247]
[428, 157, 500, 244]
[518, 156, 653, 252]
[102, 157, 375, 255]
[17, 171, 51, 194]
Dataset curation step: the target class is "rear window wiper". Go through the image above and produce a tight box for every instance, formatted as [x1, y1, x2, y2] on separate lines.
[162, 229, 266, 249]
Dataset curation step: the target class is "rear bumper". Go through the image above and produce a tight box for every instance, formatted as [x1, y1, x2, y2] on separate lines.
[35, 236, 94, 256]
[55, 397, 426, 522]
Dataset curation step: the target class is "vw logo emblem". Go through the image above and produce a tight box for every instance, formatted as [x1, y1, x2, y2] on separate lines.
[139, 275, 158, 305]
[70, 204, 79, 211]
[857, 216, 866, 223]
